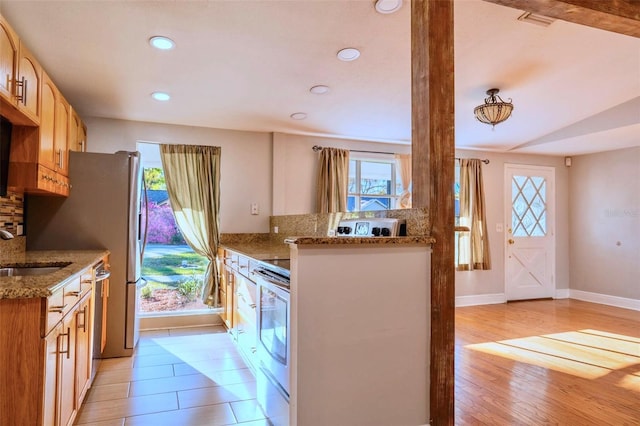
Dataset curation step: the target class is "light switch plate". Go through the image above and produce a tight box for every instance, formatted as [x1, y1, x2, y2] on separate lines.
[496, 223, 503, 232]
[251, 203, 259, 215]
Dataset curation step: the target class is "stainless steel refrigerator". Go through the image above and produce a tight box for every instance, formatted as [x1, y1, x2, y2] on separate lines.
[27, 151, 145, 358]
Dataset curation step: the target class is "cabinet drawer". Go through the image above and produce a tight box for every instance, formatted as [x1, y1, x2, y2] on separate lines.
[44, 287, 66, 336]
[44, 275, 81, 336]
[78, 267, 93, 298]
[237, 256, 250, 277]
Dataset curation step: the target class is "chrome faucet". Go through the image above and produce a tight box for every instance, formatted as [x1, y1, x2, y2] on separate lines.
[0, 230, 14, 240]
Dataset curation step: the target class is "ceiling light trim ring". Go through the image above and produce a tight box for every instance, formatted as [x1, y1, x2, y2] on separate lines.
[474, 88, 513, 128]
[375, 0, 403, 14]
[151, 91, 171, 101]
[337, 48, 361, 62]
[149, 36, 176, 50]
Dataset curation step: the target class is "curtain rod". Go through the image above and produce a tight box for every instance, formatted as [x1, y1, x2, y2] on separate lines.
[456, 157, 490, 164]
[313, 145, 489, 164]
[312, 145, 397, 156]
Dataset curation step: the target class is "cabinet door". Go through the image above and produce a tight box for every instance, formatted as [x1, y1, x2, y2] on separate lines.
[16, 42, 41, 123]
[0, 15, 18, 102]
[59, 310, 77, 426]
[54, 93, 70, 175]
[43, 323, 62, 426]
[75, 293, 92, 408]
[40, 72, 56, 170]
[69, 109, 83, 152]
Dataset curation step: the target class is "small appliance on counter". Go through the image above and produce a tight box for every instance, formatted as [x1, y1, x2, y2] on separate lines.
[335, 218, 406, 237]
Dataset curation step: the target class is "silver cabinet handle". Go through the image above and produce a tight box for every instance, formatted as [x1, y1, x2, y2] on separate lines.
[49, 304, 68, 313]
[59, 327, 71, 359]
[15, 76, 26, 104]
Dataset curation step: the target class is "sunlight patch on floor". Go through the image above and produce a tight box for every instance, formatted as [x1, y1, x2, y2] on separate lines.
[466, 329, 640, 384]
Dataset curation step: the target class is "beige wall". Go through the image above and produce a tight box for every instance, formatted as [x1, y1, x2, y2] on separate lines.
[83, 117, 583, 302]
[84, 117, 273, 233]
[454, 150, 570, 299]
[569, 146, 640, 300]
[272, 132, 410, 215]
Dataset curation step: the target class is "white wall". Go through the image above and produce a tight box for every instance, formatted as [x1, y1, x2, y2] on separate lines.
[272, 132, 410, 215]
[569, 146, 640, 300]
[84, 117, 273, 233]
[454, 150, 570, 300]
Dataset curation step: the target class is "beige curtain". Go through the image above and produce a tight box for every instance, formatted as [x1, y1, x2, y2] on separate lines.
[316, 148, 349, 213]
[159, 144, 221, 306]
[395, 153, 412, 208]
[457, 159, 491, 270]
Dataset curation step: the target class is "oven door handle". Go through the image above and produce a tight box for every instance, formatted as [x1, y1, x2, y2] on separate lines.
[254, 268, 290, 290]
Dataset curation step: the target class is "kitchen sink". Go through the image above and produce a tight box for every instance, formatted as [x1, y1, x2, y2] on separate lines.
[0, 264, 69, 277]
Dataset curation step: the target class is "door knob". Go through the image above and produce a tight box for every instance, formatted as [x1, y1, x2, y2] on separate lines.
[508, 239, 515, 245]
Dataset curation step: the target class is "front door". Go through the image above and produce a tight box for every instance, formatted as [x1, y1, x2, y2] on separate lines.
[504, 164, 556, 301]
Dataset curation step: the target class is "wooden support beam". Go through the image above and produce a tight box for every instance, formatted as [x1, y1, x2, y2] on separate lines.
[411, 0, 455, 424]
[482, 0, 640, 38]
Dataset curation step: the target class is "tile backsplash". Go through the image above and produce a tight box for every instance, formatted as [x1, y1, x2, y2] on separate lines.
[0, 191, 24, 235]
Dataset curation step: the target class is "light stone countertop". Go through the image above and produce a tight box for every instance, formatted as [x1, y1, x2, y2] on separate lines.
[0, 250, 109, 299]
[284, 235, 436, 245]
[220, 241, 290, 260]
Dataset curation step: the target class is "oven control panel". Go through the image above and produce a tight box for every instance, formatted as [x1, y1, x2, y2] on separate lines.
[335, 218, 405, 237]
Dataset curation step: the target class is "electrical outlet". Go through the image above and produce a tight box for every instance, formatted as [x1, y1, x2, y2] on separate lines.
[251, 203, 259, 215]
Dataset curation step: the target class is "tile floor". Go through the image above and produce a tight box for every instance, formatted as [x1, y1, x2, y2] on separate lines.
[75, 326, 269, 426]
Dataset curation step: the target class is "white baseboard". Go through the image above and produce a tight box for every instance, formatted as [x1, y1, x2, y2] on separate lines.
[140, 311, 222, 330]
[555, 289, 570, 299]
[456, 293, 506, 307]
[569, 290, 640, 312]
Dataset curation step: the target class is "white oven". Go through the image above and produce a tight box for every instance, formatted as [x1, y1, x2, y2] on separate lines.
[255, 267, 290, 426]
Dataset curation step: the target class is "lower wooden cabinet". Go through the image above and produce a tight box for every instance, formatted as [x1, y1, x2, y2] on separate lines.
[220, 249, 258, 369]
[59, 306, 77, 426]
[75, 291, 92, 407]
[0, 264, 97, 426]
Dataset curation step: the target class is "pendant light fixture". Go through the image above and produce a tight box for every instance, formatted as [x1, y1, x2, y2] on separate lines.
[474, 88, 514, 127]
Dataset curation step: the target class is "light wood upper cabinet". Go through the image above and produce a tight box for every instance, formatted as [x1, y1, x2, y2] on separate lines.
[0, 14, 18, 101]
[55, 91, 70, 175]
[16, 41, 41, 123]
[40, 72, 57, 171]
[3, 12, 83, 196]
[0, 14, 40, 126]
[69, 107, 87, 152]
[0, 14, 18, 102]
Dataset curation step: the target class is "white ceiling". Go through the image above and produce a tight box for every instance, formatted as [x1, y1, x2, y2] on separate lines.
[1, 0, 638, 156]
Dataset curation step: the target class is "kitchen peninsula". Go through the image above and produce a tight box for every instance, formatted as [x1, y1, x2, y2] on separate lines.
[222, 211, 434, 426]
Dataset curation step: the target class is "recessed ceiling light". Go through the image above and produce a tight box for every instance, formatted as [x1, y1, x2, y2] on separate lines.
[290, 112, 307, 120]
[149, 36, 175, 50]
[151, 91, 171, 101]
[337, 48, 360, 62]
[310, 85, 330, 95]
[375, 0, 403, 14]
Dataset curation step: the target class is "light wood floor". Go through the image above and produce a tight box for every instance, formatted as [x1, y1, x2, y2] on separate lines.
[455, 299, 640, 425]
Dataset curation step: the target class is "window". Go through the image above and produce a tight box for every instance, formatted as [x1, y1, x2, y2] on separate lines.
[347, 156, 400, 212]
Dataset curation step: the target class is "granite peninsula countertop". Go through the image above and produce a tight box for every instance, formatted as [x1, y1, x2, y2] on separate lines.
[222, 235, 435, 260]
[284, 235, 436, 245]
[221, 241, 290, 260]
[0, 250, 109, 299]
